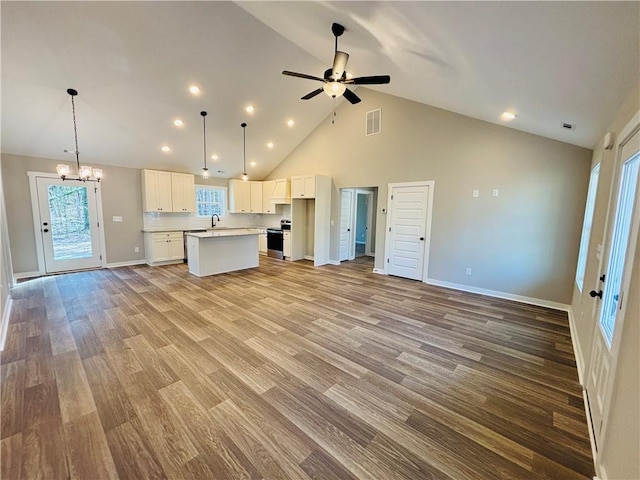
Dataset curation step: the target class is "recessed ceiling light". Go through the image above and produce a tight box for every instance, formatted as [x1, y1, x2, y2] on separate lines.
[250, 161, 257, 167]
[211, 154, 219, 160]
[267, 142, 274, 149]
[245, 105, 255, 114]
[287, 119, 295, 127]
[501, 111, 516, 121]
[174, 119, 184, 127]
[161, 145, 171, 152]
[189, 85, 200, 95]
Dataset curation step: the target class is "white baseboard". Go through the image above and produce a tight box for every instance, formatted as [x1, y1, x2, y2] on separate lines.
[14, 271, 42, 280]
[372, 268, 386, 275]
[583, 389, 601, 478]
[424, 278, 571, 312]
[0, 296, 13, 351]
[106, 260, 147, 268]
[327, 260, 340, 266]
[567, 308, 585, 386]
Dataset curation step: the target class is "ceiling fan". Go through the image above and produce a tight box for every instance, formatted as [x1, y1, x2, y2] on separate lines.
[282, 22, 391, 105]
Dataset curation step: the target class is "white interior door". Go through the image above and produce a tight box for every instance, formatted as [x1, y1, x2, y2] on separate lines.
[36, 177, 103, 273]
[339, 189, 355, 261]
[586, 127, 640, 450]
[386, 183, 431, 280]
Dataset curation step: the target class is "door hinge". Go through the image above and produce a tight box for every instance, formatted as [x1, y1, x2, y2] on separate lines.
[100, 255, 102, 260]
[391, 194, 393, 200]
[387, 258, 389, 263]
[388, 227, 391, 232]
[97, 221, 100, 228]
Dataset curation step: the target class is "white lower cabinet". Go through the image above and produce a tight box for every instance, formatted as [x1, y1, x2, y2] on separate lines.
[258, 230, 267, 254]
[144, 232, 184, 265]
[283, 231, 291, 260]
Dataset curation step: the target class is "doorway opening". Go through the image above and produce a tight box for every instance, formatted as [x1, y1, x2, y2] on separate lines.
[339, 187, 377, 262]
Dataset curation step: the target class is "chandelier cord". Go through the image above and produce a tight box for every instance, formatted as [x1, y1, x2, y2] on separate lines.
[242, 123, 247, 174]
[70, 94, 80, 170]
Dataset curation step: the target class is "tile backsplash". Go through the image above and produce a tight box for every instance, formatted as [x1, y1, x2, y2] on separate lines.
[143, 205, 291, 230]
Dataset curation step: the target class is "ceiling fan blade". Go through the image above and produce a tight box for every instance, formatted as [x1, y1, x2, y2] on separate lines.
[332, 51, 349, 80]
[301, 88, 323, 100]
[347, 75, 391, 85]
[282, 71, 325, 82]
[342, 88, 361, 105]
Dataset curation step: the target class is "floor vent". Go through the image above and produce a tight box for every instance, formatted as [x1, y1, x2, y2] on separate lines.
[366, 109, 381, 136]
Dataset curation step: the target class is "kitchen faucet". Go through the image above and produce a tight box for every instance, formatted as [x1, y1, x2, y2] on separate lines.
[211, 214, 220, 227]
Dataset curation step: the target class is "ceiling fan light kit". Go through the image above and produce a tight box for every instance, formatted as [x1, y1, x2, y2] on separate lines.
[57, 88, 102, 183]
[282, 22, 390, 105]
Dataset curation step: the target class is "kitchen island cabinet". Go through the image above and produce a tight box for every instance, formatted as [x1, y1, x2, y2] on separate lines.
[185, 229, 260, 276]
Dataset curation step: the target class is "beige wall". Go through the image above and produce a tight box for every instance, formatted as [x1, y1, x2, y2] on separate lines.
[268, 88, 592, 304]
[0, 161, 14, 343]
[1, 154, 146, 272]
[570, 84, 640, 479]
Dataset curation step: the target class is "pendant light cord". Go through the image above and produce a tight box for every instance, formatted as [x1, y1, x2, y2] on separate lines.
[241, 122, 247, 175]
[202, 111, 207, 171]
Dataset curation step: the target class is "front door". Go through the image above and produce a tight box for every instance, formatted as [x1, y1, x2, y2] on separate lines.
[586, 127, 640, 450]
[36, 176, 103, 273]
[386, 183, 432, 281]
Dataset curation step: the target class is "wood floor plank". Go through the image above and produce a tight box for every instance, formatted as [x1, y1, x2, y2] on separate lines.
[1, 257, 593, 479]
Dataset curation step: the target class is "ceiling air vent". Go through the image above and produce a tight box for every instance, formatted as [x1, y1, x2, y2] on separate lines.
[366, 109, 381, 136]
[562, 122, 576, 131]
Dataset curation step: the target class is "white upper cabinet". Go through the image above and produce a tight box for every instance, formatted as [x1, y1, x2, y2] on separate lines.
[171, 172, 196, 212]
[142, 170, 173, 212]
[250, 181, 263, 213]
[228, 179, 251, 213]
[262, 180, 276, 214]
[142, 169, 195, 213]
[291, 174, 316, 199]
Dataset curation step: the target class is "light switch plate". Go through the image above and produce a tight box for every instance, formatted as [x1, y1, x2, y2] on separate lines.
[112, 216, 123, 222]
[492, 189, 499, 197]
[472, 189, 480, 198]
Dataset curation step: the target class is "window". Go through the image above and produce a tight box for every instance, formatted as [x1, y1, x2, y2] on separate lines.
[575, 164, 600, 291]
[195, 185, 226, 218]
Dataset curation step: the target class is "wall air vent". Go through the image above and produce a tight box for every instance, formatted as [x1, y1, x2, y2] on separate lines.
[562, 122, 576, 131]
[366, 109, 381, 136]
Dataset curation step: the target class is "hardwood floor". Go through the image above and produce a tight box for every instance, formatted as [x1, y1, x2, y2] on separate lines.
[1, 256, 594, 479]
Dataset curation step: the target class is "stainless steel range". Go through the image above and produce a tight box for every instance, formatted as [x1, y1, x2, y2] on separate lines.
[267, 219, 291, 259]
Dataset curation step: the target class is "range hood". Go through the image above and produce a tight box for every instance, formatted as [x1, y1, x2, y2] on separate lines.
[270, 178, 291, 204]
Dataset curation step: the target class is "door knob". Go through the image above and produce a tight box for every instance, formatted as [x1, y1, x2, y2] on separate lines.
[347, 228, 350, 231]
[420, 237, 425, 241]
[599, 274, 606, 282]
[589, 290, 603, 299]
[42, 222, 48, 226]
[43, 228, 49, 233]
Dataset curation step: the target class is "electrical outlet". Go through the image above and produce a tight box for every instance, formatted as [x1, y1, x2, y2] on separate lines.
[134, 247, 140, 253]
[472, 190, 479, 198]
[465, 268, 472, 276]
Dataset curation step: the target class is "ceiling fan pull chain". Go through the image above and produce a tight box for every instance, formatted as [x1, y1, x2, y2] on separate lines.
[332, 97, 337, 125]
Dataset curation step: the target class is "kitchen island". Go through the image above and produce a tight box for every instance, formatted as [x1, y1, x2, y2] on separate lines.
[185, 229, 260, 276]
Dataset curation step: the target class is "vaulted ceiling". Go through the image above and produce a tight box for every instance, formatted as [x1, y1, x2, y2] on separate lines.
[2, 2, 638, 180]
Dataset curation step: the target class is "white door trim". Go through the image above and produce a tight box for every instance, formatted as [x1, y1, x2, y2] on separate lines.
[383, 180, 435, 279]
[355, 189, 374, 257]
[28, 171, 107, 275]
[587, 114, 640, 458]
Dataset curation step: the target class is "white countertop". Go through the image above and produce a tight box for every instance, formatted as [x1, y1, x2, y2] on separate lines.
[185, 228, 262, 238]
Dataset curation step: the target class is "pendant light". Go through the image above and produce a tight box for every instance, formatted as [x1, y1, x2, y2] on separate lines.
[56, 88, 102, 182]
[201, 111, 209, 178]
[241, 122, 248, 181]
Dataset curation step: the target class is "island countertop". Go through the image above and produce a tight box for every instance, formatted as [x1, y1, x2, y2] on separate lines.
[185, 228, 262, 238]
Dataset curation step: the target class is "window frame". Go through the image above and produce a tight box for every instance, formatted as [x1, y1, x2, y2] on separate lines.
[575, 163, 600, 292]
[195, 185, 227, 219]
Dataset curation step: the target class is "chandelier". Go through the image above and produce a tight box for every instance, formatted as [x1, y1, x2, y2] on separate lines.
[56, 88, 102, 182]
